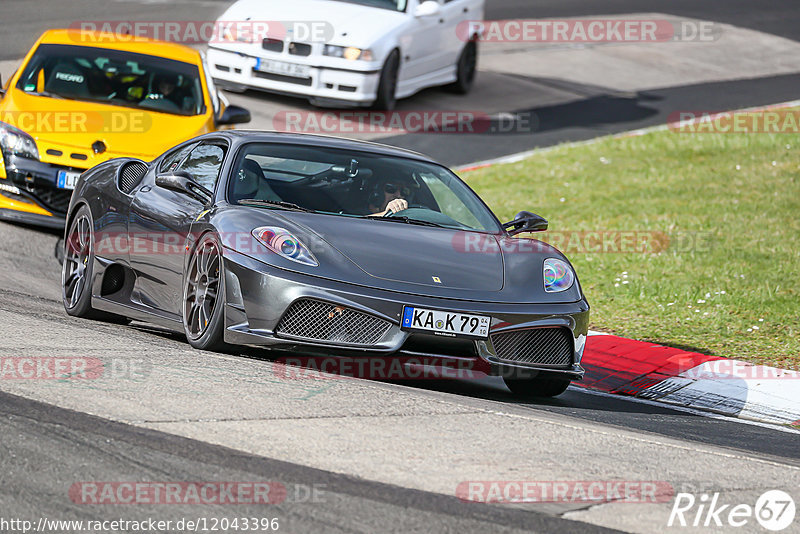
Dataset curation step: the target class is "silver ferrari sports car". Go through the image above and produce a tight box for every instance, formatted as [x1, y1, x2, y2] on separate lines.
[62, 131, 589, 397]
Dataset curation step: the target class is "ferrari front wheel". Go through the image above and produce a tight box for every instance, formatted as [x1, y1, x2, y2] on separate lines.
[62, 205, 127, 323]
[183, 233, 230, 351]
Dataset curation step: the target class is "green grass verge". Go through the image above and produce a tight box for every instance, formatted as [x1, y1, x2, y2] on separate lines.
[463, 128, 799, 368]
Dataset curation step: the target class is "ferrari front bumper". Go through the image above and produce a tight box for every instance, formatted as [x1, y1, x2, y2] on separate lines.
[222, 248, 589, 381]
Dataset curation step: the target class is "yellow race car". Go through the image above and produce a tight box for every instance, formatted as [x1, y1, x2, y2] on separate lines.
[0, 29, 250, 228]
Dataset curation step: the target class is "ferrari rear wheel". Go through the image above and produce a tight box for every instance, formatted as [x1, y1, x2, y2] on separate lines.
[183, 233, 230, 351]
[503, 375, 571, 398]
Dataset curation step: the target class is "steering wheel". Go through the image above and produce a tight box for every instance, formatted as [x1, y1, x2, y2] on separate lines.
[384, 204, 427, 217]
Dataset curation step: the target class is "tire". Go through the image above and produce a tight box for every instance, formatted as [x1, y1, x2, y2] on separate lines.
[182, 232, 231, 351]
[503, 375, 571, 398]
[449, 41, 477, 94]
[373, 51, 400, 111]
[62, 205, 129, 323]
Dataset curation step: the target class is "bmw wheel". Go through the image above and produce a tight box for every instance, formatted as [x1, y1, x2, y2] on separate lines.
[449, 41, 477, 94]
[373, 50, 400, 111]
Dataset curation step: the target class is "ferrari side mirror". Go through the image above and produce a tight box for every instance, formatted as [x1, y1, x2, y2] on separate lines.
[502, 211, 548, 236]
[156, 171, 212, 204]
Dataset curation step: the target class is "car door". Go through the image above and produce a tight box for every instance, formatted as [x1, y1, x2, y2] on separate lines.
[398, 0, 446, 88]
[440, 0, 480, 68]
[128, 140, 227, 317]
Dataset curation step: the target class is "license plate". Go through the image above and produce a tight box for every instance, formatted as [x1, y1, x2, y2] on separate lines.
[401, 306, 490, 339]
[57, 170, 81, 190]
[255, 58, 310, 78]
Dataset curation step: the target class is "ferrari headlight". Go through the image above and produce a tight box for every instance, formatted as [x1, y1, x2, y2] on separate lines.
[543, 258, 575, 293]
[323, 45, 373, 61]
[252, 226, 318, 267]
[0, 121, 39, 160]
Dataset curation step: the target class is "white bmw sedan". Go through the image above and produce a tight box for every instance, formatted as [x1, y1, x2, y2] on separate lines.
[206, 0, 484, 109]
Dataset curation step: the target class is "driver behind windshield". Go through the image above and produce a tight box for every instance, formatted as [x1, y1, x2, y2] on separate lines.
[367, 176, 418, 216]
[143, 73, 181, 111]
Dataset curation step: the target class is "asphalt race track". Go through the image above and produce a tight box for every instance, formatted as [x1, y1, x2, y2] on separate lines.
[1, 1, 799, 533]
[0, 222, 798, 532]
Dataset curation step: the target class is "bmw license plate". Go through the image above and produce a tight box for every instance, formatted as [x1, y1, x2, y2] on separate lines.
[402, 306, 490, 339]
[57, 170, 81, 190]
[255, 58, 310, 78]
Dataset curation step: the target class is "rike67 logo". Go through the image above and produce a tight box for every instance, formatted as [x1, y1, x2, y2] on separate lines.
[669, 490, 795, 531]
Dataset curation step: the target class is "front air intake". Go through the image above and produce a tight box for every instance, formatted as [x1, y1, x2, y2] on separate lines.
[490, 327, 573, 367]
[276, 299, 391, 346]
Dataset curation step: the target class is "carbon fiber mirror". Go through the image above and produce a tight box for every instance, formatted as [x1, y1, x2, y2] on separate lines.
[156, 171, 212, 204]
[502, 211, 548, 236]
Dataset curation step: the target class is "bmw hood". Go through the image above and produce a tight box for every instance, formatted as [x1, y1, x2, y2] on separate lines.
[219, 0, 406, 48]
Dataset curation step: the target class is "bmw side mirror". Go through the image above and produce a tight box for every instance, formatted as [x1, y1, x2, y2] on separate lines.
[414, 0, 441, 17]
[502, 211, 548, 236]
[218, 104, 251, 126]
[156, 171, 212, 203]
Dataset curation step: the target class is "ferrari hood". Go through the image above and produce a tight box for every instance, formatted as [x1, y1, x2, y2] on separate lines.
[218, 208, 584, 304]
[220, 0, 406, 48]
[298, 215, 505, 291]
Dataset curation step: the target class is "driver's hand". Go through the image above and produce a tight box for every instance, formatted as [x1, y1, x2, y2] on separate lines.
[384, 198, 408, 215]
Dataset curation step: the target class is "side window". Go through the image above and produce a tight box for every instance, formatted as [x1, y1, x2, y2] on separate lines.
[159, 142, 196, 173]
[179, 143, 226, 191]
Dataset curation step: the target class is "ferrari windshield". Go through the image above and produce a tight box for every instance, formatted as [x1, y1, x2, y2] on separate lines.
[16, 44, 205, 116]
[228, 143, 501, 232]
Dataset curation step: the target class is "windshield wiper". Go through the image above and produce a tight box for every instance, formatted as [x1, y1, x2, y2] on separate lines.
[26, 89, 65, 99]
[238, 199, 316, 213]
[365, 215, 444, 228]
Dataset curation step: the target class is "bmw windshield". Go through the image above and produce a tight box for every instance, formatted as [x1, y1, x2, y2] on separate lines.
[228, 143, 502, 232]
[327, 0, 407, 12]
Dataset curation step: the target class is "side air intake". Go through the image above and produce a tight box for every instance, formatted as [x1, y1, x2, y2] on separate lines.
[117, 161, 148, 194]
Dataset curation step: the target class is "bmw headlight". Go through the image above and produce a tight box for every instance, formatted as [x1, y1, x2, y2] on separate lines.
[543, 258, 575, 293]
[323, 45, 373, 61]
[0, 121, 39, 160]
[252, 226, 318, 267]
